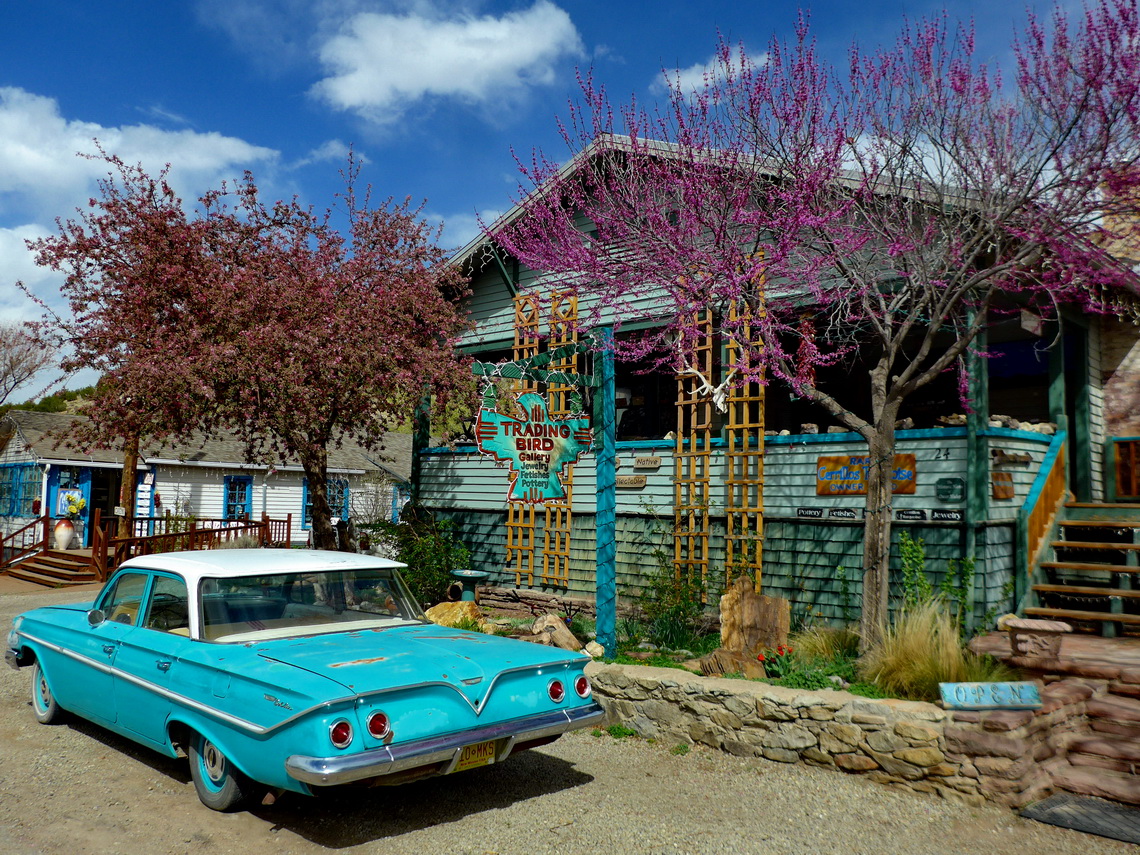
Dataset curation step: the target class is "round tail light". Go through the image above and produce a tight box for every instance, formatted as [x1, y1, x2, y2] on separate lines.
[330, 719, 353, 749]
[367, 710, 391, 739]
[574, 675, 591, 698]
[548, 679, 566, 703]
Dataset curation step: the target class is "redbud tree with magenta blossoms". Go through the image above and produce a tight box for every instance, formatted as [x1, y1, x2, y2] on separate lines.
[496, 3, 1140, 645]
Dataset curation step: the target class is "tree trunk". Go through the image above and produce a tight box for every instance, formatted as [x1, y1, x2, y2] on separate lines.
[859, 426, 897, 650]
[117, 432, 140, 540]
[301, 447, 338, 551]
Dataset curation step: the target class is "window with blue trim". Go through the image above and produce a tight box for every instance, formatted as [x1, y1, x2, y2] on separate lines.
[0, 464, 40, 517]
[302, 478, 349, 529]
[223, 475, 253, 520]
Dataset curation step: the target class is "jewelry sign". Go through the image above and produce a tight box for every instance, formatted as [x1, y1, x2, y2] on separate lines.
[475, 392, 593, 504]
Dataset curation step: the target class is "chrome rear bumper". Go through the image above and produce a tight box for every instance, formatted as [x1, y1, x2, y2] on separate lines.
[285, 703, 604, 786]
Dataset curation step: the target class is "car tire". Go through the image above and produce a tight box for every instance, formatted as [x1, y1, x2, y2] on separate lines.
[188, 732, 250, 811]
[30, 661, 63, 724]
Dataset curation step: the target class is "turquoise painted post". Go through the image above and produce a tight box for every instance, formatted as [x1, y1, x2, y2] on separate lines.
[595, 327, 617, 657]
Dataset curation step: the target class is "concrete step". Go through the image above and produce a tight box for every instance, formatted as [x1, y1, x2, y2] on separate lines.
[1051, 763, 1140, 806]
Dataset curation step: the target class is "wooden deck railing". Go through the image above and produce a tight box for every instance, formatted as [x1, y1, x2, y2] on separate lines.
[1017, 430, 1068, 584]
[0, 514, 51, 566]
[1108, 436, 1140, 501]
[6, 509, 293, 584]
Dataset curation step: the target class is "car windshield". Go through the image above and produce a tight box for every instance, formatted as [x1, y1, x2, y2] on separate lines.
[199, 566, 426, 642]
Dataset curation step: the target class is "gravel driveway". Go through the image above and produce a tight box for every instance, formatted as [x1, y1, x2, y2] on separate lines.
[1, 586, 1133, 855]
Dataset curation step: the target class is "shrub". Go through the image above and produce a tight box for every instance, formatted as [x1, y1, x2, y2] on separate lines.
[789, 625, 861, 661]
[857, 600, 1015, 701]
[373, 506, 470, 607]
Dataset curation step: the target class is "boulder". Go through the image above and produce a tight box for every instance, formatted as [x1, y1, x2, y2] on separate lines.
[531, 613, 584, 651]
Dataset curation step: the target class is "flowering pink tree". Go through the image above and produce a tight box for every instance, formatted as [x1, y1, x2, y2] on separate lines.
[24, 155, 470, 549]
[497, 3, 1140, 643]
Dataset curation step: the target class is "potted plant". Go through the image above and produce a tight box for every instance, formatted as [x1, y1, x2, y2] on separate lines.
[54, 496, 86, 549]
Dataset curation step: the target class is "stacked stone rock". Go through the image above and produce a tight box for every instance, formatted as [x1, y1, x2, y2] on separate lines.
[586, 663, 1112, 809]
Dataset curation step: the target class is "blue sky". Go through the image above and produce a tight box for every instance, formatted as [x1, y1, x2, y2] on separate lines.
[1, 0, 1061, 392]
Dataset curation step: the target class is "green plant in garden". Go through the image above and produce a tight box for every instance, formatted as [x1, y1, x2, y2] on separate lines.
[670, 743, 691, 756]
[606, 724, 638, 739]
[898, 531, 933, 608]
[373, 506, 470, 606]
[625, 502, 717, 651]
[756, 644, 795, 678]
[857, 600, 1016, 702]
[835, 565, 857, 625]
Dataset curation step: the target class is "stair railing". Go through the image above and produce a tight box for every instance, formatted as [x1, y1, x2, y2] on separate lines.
[1, 514, 51, 567]
[1015, 430, 1068, 606]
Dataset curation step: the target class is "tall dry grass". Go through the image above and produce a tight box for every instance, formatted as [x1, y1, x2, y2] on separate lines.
[857, 600, 1014, 701]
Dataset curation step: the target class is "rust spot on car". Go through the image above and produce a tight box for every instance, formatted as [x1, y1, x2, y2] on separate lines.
[329, 656, 388, 667]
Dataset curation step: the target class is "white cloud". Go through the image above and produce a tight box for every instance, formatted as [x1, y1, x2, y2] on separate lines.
[652, 45, 758, 96]
[290, 138, 362, 169]
[312, 1, 583, 123]
[0, 87, 279, 223]
[435, 208, 501, 252]
[0, 225, 56, 320]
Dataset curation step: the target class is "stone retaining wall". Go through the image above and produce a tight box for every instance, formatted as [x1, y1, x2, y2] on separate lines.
[585, 662, 1096, 808]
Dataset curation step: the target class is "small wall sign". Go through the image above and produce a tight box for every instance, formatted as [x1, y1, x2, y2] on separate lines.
[896, 509, 927, 521]
[931, 509, 964, 522]
[935, 477, 965, 503]
[797, 508, 824, 519]
[828, 508, 857, 519]
[615, 475, 647, 489]
[939, 681, 1042, 710]
[633, 456, 662, 469]
[816, 454, 916, 496]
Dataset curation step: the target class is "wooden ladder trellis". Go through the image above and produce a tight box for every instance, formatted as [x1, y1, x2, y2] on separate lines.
[724, 304, 765, 586]
[542, 292, 578, 587]
[506, 293, 541, 586]
[674, 311, 714, 590]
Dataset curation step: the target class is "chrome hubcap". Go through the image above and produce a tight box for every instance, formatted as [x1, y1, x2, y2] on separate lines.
[202, 742, 225, 783]
[37, 675, 50, 708]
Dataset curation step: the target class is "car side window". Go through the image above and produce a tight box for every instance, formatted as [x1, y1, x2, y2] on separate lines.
[143, 575, 191, 635]
[102, 573, 149, 626]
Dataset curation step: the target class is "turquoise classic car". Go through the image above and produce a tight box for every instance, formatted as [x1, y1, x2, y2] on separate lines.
[5, 549, 603, 810]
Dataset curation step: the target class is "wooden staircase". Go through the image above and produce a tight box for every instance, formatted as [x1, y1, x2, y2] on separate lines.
[4, 549, 100, 587]
[1023, 503, 1140, 636]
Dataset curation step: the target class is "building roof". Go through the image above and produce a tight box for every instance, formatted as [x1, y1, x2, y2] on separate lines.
[0, 410, 414, 483]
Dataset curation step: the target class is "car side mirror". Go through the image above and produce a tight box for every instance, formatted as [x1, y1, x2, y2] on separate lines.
[86, 609, 106, 627]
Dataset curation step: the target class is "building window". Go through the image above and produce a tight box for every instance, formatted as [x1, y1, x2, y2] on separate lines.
[302, 478, 349, 529]
[223, 475, 253, 520]
[0, 464, 40, 517]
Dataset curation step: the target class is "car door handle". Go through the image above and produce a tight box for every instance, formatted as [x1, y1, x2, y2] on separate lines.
[156, 660, 172, 672]
[102, 645, 115, 656]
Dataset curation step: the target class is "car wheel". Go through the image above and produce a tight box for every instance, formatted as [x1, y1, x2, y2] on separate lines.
[188, 732, 249, 811]
[30, 661, 63, 724]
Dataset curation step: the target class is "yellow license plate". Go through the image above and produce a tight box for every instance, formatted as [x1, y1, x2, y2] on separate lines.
[455, 739, 497, 772]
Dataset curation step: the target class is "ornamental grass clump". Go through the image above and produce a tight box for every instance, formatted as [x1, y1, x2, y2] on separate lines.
[857, 600, 1014, 702]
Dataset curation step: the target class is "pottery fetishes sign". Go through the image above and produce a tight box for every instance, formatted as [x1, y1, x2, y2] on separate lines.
[815, 454, 917, 496]
[475, 392, 592, 503]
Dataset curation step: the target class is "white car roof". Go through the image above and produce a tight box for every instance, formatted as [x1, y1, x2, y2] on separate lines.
[117, 549, 407, 589]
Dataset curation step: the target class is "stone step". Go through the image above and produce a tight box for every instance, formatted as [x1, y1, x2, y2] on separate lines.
[1068, 735, 1140, 776]
[1051, 763, 1140, 806]
[1089, 695, 1140, 723]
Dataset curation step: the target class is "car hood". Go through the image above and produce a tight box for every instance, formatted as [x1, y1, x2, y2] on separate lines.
[253, 623, 585, 697]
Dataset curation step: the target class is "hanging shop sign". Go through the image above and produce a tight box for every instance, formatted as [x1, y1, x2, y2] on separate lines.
[935, 477, 965, 503]
[815, 454, 917, 496]
[475, 392, 593, 504]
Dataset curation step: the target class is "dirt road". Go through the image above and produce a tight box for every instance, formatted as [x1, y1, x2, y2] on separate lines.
[1, 585, 1133, 855]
